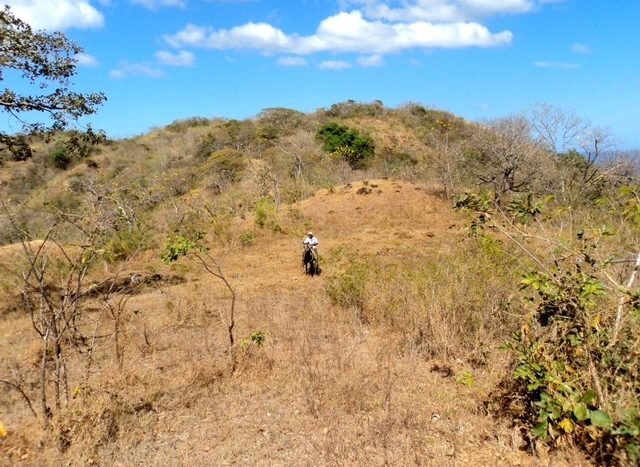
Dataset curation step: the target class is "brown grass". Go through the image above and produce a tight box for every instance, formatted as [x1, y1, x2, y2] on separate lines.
[0, 180, 589, 465]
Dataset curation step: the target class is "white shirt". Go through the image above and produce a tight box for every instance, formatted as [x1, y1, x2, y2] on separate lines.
[303, 236, 319, 247]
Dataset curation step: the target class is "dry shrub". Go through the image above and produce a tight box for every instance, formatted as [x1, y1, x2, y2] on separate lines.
[326, 238, 519, 360]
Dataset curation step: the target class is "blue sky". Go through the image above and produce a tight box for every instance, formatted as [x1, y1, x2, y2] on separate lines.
[4, 0, 640, 148]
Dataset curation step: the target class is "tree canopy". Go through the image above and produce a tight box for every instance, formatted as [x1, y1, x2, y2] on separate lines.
[0, 5, 105, 162]
[316, 122, 375, 170]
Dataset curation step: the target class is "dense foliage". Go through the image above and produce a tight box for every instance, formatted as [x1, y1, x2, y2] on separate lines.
[0, 6, 105, 163]
[316, 122, 375, 169]
[457, 186, 640, 464]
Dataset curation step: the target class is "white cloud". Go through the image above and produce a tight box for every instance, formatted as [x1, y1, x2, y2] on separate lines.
[108, 69, 127, 79]
[5, 0, 104, 30]
[533, 60, 580, 69]
[109, 63, 164, 79]
[165, 11, 513, 55]
[358, 54, 384, 67]
[276, 56, 308, 67]
[132, 0, 185, 9]
[318, 60, 352, 70]
[341, 0, 549, 22]
[155, 50, 196, 66]
[76, 52, 100, 67]
[570, 43, 591, 55]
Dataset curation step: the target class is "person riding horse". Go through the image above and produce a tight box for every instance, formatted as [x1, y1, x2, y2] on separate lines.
[302, 231, 320, 275]
[302, 231, 319, 260]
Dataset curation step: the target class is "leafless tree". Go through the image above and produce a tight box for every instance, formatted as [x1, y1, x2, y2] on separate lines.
[465, 116, 549, 203]
[0, 193, 133, 426]
[529, 103, 588, 153]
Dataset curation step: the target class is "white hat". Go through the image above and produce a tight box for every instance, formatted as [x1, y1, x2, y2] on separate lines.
[308, 231, 313, 236]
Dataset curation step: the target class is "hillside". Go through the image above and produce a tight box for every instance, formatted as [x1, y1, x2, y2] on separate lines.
[1, 103, 639, 465]
[0, 180, 514, 464]
[0, 178, 588, 465]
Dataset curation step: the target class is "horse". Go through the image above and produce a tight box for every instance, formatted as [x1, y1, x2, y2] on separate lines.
[302, 244, 320, 276]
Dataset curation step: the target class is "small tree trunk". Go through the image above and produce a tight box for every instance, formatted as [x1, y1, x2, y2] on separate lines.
[40, 332, 50, 426]
[611, 251, 640, 344]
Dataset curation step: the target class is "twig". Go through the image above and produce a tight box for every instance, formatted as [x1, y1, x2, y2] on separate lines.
[0, 379, 38, 419]
[611, 250, 640, 345]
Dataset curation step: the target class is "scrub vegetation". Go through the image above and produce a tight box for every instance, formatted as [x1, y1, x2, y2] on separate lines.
[1, 6, 640, 464]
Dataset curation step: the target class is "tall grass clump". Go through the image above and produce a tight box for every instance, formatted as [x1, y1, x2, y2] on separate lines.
[324, 240, 521, 359]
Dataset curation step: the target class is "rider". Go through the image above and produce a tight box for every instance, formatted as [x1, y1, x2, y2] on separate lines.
[303, 231, 319, 261]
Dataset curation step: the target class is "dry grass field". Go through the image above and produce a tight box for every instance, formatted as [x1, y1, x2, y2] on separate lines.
[1, 180, 588, 465]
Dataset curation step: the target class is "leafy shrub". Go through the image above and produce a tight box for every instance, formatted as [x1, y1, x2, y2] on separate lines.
[505, 193, 542, 224]
[50, 147, 72, 170]
[102, 228, 154, 263]
[240, 330, 267, 348]
[491, 190, 640, 465]
[325, 258, 369, 311]
[160, 232, 203, 264]
[504, 256, 639, 463]
[240, 231, 254, 246]
[254, 196, 281, 232]
[316, 122, 375, 170]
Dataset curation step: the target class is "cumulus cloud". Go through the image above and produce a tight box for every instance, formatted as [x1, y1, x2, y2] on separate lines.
[533, 60, 580, 69]
[318, 60, 352, 70]
[132, 0, 185, 9]
[276, 56, 308, 67]
[165, 10, 513, 55]
[76, 52, 100, 67]
[358, 54, 384, 67]
[5, 0, 104, 30]
[109, 63, 164, 79]
[155, 50, 196, 66]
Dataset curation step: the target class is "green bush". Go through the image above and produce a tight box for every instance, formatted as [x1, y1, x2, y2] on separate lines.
[254, 196, 281, 232]
[325, 259, 369, 310]
[160, 232, 203, 264]
[50, 147, 72, 170]
[492, 188, 640, 464]
[240, 231, 254, 246]
[103, 228, 154, 263]
[504, 257, 640, 463]
[316, 122, 375, 170]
